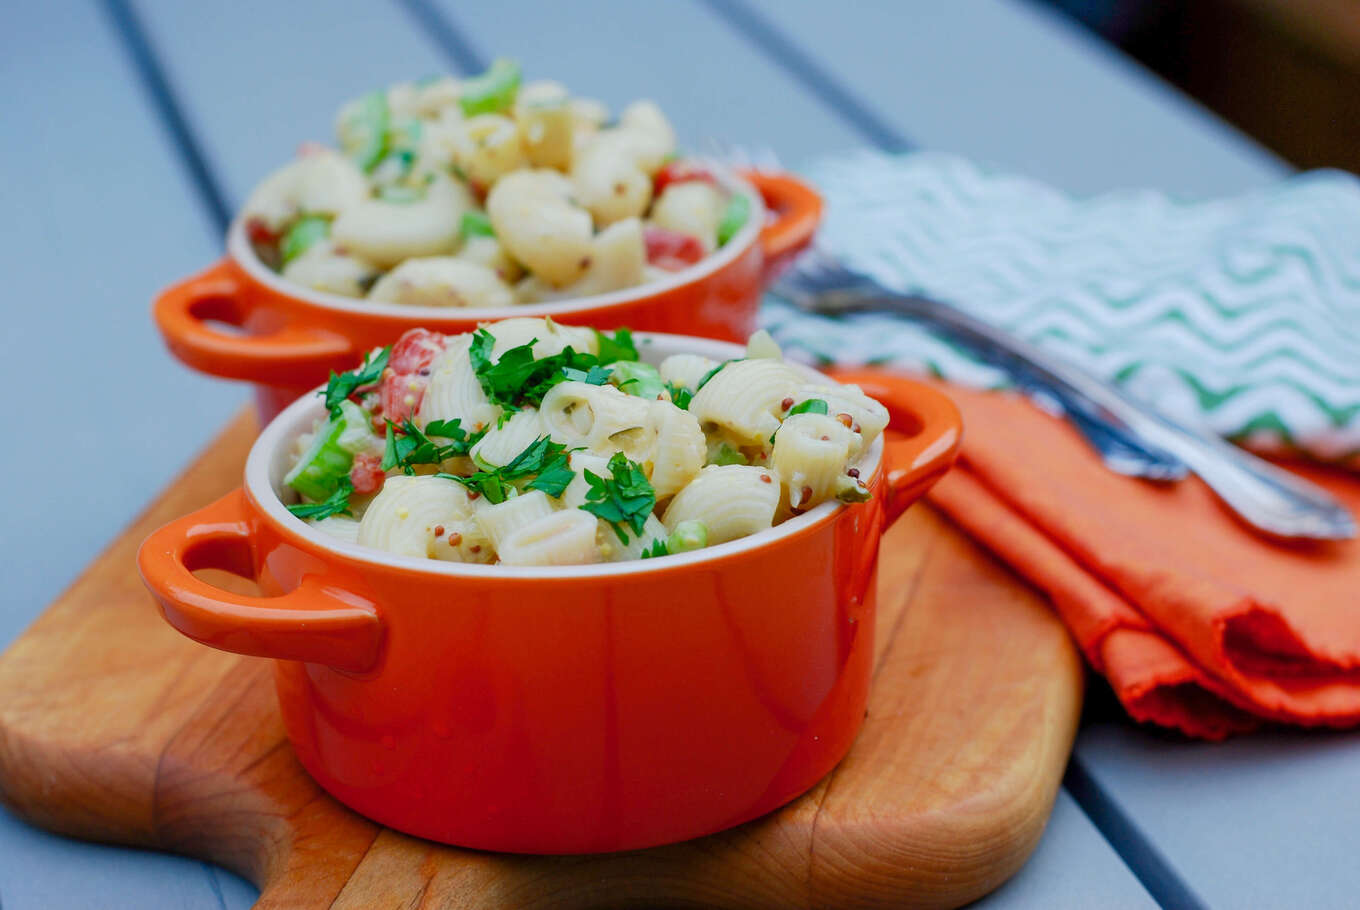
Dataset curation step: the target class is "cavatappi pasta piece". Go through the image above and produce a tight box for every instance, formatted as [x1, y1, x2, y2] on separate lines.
[430, 517, 495, 564]
[517, 218, 645, 302]
[474, 490, 555, 552]
[309, 515, 362, 544]
[379, 76, 461, 121]
[658, 353, 719, 391]
[280, 240, 379, 298]
[790, 382, 891, 450]
[690, 359, 804, 444]
[452, 114, 528, 187]
[470, 410, 543, 467]
[358, 475, 473, 557]
[616, 101, 676, 173]
[498, 509, 600, 566]
[331, 172, 471, 269]
[662, 465, 779, 545]
[486, 169, 594, 287]
[515, 81, 574, 170]
[483, 316, 599, 360]
[650, 181, 725, 251]
[455, 234, 523, 282]
[242, 149, 368, 232]
[770, 413, 856, 510]
[600, 513, 667, 562]
[645, 400, 706, 498]
[539, 381, 652, 455]
[417, 336, 501, 431]
[368, 257, 515, 308]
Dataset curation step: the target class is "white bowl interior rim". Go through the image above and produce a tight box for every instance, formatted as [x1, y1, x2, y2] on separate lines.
[229, 164, 768, 320]
[247, 333, 884, 579]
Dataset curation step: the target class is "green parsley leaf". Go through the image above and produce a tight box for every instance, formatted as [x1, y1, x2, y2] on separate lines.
[322, 346, 391, 416]
[695, 358, 739, 392]
[526, 454, 575, 497]
[280, 215, 330, 265]
[442, 436, 576, 504]
[383, 418, 485, 474]
[582, 453, 656, 544]
[287, 478, 354, 520]
[469, 329, 544, 409]
[593, 328, 639, 363]
[640, 538, 669, 559]
[712, 443, 748, 465]
[787, 398, 829, 416]
[666, 382, 694, 410]
[562, 364, 613, 385]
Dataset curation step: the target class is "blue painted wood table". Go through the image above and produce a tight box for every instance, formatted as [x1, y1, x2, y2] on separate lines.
[4, 0, 1353, 907]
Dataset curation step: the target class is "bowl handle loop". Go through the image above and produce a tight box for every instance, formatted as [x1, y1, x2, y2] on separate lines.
[153, 258, 356, 386]
[138, 489, 384, 673]
[738, 170, 823, 267]
[830, 371, 964, 526]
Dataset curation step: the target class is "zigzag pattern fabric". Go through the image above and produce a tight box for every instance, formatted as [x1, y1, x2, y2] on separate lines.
[763, 152, 1360, 465]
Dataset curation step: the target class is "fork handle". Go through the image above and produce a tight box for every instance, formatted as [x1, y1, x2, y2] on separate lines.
[836, 292, 1356, 541]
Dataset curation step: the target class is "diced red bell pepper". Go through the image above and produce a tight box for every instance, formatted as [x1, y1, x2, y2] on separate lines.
[653, 161, 717, 197]
[349, 452, 386, 494]
[645, 226, 705, 271]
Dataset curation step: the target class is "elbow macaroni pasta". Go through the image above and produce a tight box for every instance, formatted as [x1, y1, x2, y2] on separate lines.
[244, 64, 750, 304]
[284, 322, 885, 566]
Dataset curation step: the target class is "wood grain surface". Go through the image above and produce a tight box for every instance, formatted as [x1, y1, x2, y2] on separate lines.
[0, 410, 1082, 909]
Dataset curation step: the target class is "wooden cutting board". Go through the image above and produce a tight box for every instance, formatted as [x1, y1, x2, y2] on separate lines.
[0, 411, 1082, 909]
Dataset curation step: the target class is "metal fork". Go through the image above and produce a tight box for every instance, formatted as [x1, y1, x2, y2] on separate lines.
[773, 248, 1357, 541]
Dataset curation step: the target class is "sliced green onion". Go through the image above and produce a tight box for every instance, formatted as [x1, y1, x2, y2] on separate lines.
[280, 215, 330, 265]
[460, 211, 495, 239]
[340, 90, 389, 171]
[667, 520, 708, 554]
[459, 58, 521, 117]
[716, 194, 751, 246]
[284, 414, 355, 502]
[608, 361, 666, 400]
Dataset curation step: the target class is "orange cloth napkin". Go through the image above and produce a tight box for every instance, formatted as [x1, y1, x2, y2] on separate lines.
[924, 382, 1360, 740]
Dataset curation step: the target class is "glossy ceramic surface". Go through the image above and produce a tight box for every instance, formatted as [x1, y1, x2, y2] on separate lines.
[138, 335, 960, 853]
[153, 169, 822, 422]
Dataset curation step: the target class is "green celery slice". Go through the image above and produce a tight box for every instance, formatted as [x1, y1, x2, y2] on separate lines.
[667, 520, 708, 553]
[341, 90, 389, 171]
[460, 211, 495, 239]
[459, 58, 521, 116]
[284, 414, 355, 501]
[717, 194, 751, 246]
[608, 361, 666, 400]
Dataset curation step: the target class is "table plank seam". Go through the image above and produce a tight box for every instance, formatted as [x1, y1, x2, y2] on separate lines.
[693, 0, 913, 152]
[98, 0, 230, 233]
[392, 0, 487, 76]
[1064, 756, 1209, 910]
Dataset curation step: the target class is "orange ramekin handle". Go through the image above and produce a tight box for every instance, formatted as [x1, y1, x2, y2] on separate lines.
[739, 170, 823, 265]
[137, 489, 383, 673]
[830, 371, 963, 525]
[153, 259, 356, 386]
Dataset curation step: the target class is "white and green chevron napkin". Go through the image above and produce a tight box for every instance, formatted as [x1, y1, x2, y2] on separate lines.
[762, 152, 1360, 465]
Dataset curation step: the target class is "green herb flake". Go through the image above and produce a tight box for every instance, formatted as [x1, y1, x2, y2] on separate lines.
[640, 539, 669, 559]
[460, 211, 495, 239]
[787, 398, 829, 416]
[280, 215, 330, 265]
[562, 364, 613, 385]
[666, 382, 694, 409]
[287, 478, 354, 520]
[593, 328, 639, 363]
[582, 453, 656, 544]
[717, 194, 751, 246]
[695, 358, 739, 392]
[459, 58, 522, 117]
[321, 346, 391, 416]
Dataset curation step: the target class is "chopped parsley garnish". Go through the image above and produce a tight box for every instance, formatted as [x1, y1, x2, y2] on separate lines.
[469, 327, 642, 411]
[593, 328, 639, 363]
[382, 418, 485, 474]
[666, 382, 694, 409]
[439, 436, 575, 504]
[640, 539, 669, 559]
[787, 398, 829, 416]
[582, 452, 656, 544]
[287, 478, 354, 520]
[460, 211, 495, 239]
[322, 346, 391, 416]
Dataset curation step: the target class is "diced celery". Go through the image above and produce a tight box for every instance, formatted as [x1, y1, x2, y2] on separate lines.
[460, 211, 495, 239]
[335, 400, 375, 455]
[608, 361, 666, 400]
[459, 58, 521, 116]
[716, 194, 751, 246]
[284, 414, 355, 502]
[340, 90, 389, 171]
[280, 215, 330, 264]
[667, 520, 708, 554]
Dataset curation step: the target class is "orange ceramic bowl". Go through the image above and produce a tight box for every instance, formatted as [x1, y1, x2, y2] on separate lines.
[154, 168, 821, 423]
[138, 334, 960, 854]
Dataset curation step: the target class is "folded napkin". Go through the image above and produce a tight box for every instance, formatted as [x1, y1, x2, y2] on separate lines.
[766, 152, 1360, 465]
[764, 153, 1360, 737]
[926, 382, 1360, 739]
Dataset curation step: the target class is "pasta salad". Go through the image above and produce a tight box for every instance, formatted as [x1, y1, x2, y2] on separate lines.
[242, 60, 752, 307]
[282, 319, 888, 566]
